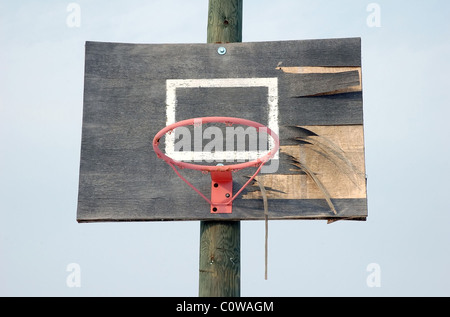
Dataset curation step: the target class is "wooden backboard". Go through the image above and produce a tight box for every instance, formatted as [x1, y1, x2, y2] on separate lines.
[77, 37, 367, 222]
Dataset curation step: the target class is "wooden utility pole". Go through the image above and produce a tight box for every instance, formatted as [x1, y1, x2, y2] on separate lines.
[199, 0, 243, 297]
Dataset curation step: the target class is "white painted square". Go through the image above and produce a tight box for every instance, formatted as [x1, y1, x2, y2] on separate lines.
[165, 78, 279, 161]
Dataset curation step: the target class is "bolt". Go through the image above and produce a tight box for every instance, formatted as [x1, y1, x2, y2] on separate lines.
[225, 193, 230, 198]
[217, 46, 227, 55]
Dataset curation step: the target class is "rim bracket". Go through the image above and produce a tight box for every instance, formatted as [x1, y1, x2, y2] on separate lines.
[210, 171, 233, 214]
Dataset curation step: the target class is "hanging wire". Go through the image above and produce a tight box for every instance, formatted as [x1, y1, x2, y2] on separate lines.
[255, 178, 269, 280]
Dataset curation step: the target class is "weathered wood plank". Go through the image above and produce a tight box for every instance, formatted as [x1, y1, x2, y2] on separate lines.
[77, 198, 367, 222]
[278, 66, 362, 95]
[244, 126, 366, 200]
[282, 71, 361, 97]
[77, 38, 367, 222]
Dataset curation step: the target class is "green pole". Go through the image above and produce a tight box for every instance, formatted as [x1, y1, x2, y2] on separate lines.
[199, 0, 243, 297]
[206, 0, 242, 44]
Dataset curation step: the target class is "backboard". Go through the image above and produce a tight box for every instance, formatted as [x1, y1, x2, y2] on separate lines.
[77, 37, 367, 222]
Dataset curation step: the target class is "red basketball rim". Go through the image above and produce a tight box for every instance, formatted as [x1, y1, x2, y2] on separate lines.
[152, 116, 280, 172]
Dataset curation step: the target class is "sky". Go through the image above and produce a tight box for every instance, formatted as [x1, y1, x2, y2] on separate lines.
[1, 0, 450, 297]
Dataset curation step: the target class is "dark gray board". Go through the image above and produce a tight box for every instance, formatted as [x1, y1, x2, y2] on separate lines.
[77, 38, 367, 222]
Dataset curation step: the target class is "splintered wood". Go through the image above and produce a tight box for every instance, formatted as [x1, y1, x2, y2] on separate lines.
[243, 125, 366, 200]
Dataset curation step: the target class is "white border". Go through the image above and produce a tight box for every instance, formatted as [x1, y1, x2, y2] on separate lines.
[165, 78, 279, 161]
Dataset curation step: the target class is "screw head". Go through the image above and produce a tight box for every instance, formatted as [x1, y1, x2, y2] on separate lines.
[217, 46, 227, 55]
[225, 193, 230, 198]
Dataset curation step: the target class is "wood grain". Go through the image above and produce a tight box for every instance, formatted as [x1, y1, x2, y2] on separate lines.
[277, 66, 362, 95]
[199, 221, 240, 297]
[243, 125, 366, 200]
[77, 38, 367, 222]
[201, 0, 242, 298]
[207, 0, 242, 43]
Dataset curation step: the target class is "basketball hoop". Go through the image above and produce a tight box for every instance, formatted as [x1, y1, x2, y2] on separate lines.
[152, 117, 280, 214]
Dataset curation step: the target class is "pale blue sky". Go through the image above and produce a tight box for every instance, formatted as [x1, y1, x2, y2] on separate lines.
[1, 0, 449, 296]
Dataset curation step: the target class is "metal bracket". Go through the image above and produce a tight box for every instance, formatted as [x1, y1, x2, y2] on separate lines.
[210, 171, 233, 214]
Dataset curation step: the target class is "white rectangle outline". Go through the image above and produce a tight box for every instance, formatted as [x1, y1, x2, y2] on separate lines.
[165, 78, 279, 161]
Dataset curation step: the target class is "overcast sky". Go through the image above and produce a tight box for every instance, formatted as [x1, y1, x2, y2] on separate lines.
[1, 0, 449, 297]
